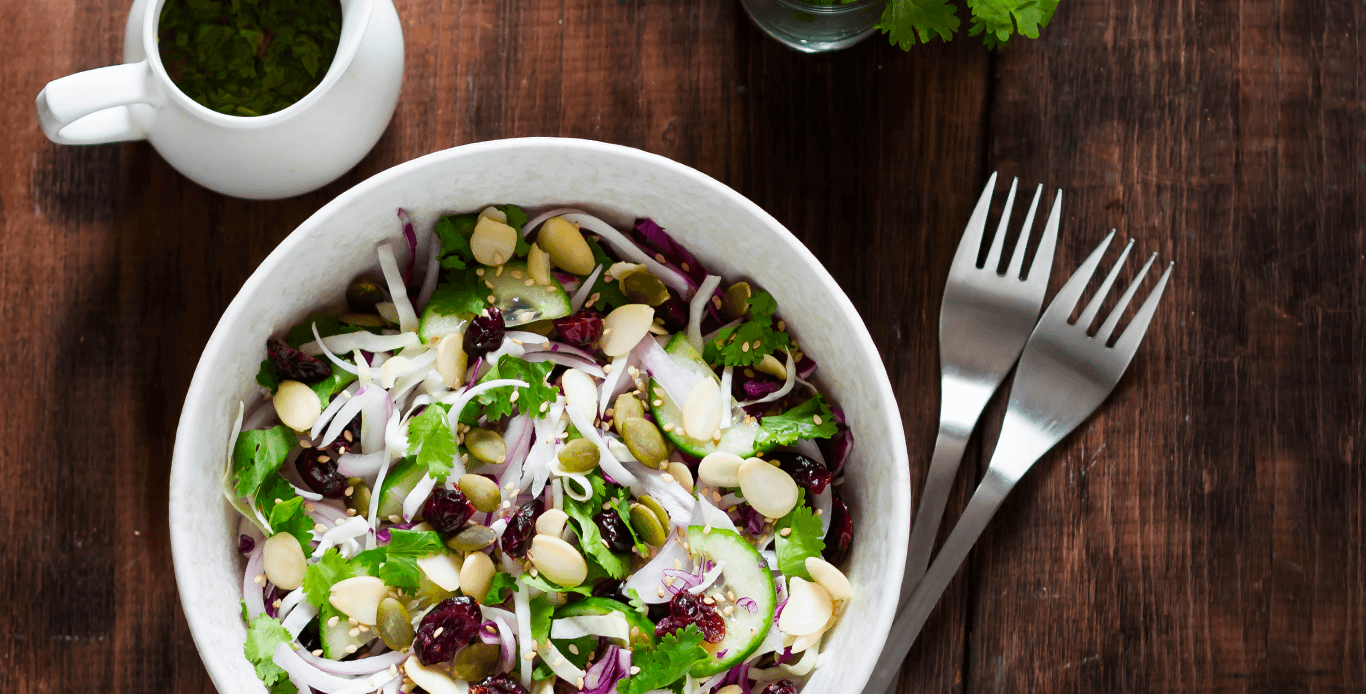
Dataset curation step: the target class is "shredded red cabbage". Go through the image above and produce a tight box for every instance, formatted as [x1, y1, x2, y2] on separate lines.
[817, 407, 852, 473]
[238, 534, 256, 554]
[735, 597, 758, 614]
[398, 208, 417, 285]
[794, 352, 818, 380]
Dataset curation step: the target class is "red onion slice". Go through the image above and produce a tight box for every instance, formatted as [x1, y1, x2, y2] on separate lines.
[242, 544, 266, 620]
[522, 351, 605, 378]
[296, 649, 405, 677]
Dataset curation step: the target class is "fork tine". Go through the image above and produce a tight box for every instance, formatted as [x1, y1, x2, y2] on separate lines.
[1075, 237, 1134, 329]
[1111, 261, 1175, 356]
[983, 178, 1018, 272]
[1039, 229, 1116, 323]
[951, 172, 999, 271]
[1005, 184, 1044, 280]
[1095, 251, 1157, 343]
[1023, 189, 1063, 288]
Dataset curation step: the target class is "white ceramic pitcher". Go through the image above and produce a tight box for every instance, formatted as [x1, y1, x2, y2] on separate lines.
[35, 0, 404, 200]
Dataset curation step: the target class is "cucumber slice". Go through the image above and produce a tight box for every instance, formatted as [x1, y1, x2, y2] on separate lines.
[554, 597, 658, 649]
[685, 527, 777, 676]
[418, 304, 471, 343]
[650, 334, 759, 458]
[376, 458, 427, 520]
[486, 262, 572, 327]
[320, 605, 374, 659]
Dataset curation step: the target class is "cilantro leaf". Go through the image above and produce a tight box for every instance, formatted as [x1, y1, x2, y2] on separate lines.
[755, 395, 839, 449]
[351, 546, 424, 592]
[302, 548, 355, 608]
[387, 530, 446, 556]
[256, 359, 280, 392]
[585, 238, 629, 311]
[500, 205, 532, 258]
[774, 491, 825, 580]
[232, 426, 296, 499]
[435, 214, 478, 270]
[520, 572, 594, 596]
[243, 615, 293, 686]
[477, 356, 556, 421]
[286, 315, 364, 349]
[616, 625, 710, 694]
[407, 404, 458, 481]
[256, 475, 316, 549]
[702, 291, 790, 367]
[875, 0, 960, 48]
[427, 274, 490, 318]
[530, 594, 554, 643]
[626, 588, 649, 616]
[309, 370, 357, 410]
[562, 472, 633, 579]
[270, 680, 299, 694]
[967, 0, 1057, 47]
[485, 571, 519, 604]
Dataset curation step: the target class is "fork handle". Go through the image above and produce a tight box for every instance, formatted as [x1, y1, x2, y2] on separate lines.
[900, 426, 972, 604]
[864, 467, 1015, 694]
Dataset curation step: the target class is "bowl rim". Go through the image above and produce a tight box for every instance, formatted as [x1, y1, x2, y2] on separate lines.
[169, 136, 909, 694]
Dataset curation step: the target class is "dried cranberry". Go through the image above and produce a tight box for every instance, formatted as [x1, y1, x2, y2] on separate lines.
[655, 591, 725, 644]
[759, 680, 797, 694]
[464, 308, 506, 359]
[822, 492, 853, 566]
[237, 534, 256, 554]
[471, 672, 529, 694]
[414, 596, 483, 665]
[268, 338, 333, 384]
[591, 579, 627, 601]
[655, 297, 688, 332]
[296, 448, 348, 499]
[768, 451, 832, 495]
[593, 510, 633, 554]
[500, 499, 544, 558]
[552, 309, 604, 348]
[423, 488, 475, 533]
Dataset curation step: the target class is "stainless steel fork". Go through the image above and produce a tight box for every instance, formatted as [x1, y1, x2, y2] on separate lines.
[866, 232, 1174, 694]
[901, 173, 1061, 603]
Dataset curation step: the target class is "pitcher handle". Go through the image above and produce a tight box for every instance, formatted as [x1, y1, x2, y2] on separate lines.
[35, 61, 165, 145]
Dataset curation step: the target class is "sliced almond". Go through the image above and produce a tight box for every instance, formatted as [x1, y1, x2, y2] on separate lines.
[791, 629, 825, 653]
[778, 577, 834, 636]
[273, 380, 321, 432]
[756, 353, 788, 381]
[405, 655, 465, 694]
[530, 535, 588, 587]
[416, 553, 463, 592]
[538, 217, 595, 275]
[379, 355, 411, 389]
[667, 461, 695, 492]
[608, 261, 642, 280]
[805, 556, 853, 602]
[329, 575, 389, 625]
[738, 457, 800, 518]
[698, 451, 744, 488]
[601, 304, 655, 357]
[561, 368, 599, 422]
[478, 206, 508, 224]
[470, 216, 518, 266]
[527, 243, 553, 285]
[460, 551, 496, 604]
[682, 378, 722, 439]
[436, 333, 468, 386]
[536, 508, 570, 537]
[261, 532, 306, 590]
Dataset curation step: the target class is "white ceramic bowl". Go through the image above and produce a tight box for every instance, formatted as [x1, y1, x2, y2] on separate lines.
[170, 138, 909, 694]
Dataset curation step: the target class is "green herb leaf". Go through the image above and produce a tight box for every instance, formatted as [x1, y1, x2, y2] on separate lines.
[616, 625, 710, 694]
[302, 548, 355, 608]
[755, 395, 839, 449]
[427, 274, 490, 319]
[435, 214, 478, 270]
[387, 530, 446, 557]
[774, 490, 825, 580]
[530, 594, 555, 643]
[351, 546, 424, 592]
[309, 369, 357, 410]
[703, 291, 790, 367]
[233, 426, 296, 500]
[520, 572, 595, 596]
[255, 475, 315, 548]
[485, 571, 519, 604]
[243, 615, 293, 686]
[875, 0, 960, 49]
[477, 356, 557, 421]
[256, 359, 280, 392]
[407, 404, 458, 481]
[966, 0, 1058, 47]
[585, 238, 630, 311]
[270, 680, 300, 694]
[562, 472, 633, 580]
[500, 205, 532, 258]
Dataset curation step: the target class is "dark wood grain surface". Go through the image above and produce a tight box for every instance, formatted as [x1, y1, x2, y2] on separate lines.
[2, 0, 1362, 691]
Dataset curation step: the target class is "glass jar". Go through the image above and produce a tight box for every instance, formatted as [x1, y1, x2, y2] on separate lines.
[740, 0, 886, 53]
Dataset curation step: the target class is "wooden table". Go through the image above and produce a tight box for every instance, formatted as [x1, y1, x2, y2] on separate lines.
[4, 0, 1363, 691]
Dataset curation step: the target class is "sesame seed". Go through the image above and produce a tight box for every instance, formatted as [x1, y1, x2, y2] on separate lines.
[433, 627, 444, 638]
[495, 265, 505, 277]
[300, 439, 313, 448]
[577, 678, 586, 689]
[349, 627, 361, 637]
[525, 278, 536, 286]
[484, 280, 495, 290]
[345, 645, 358, 654]
[503, 500, 512, 508]
[476, 268, 485, 276]
[493, 253, 505, 264]
[349, 618, 359, 626]
[631, 666, 642, 675]
[389, 514, 402, 523]
[273, 599, 282, 608]
[657, 587, 666, 598]
[511, 390, 520, 402]
[315, 523, 328, 532]
[728, 590, 736, 600]
[704, 525, 712, 534]
[816, 508, 825, 516]
[523, 651, 536, 661]
[254, 574, 266, 586]
[312, 649, 323, 656]
[569, 644, 580, 655]
[334, 517, 346, 526]
[663, 576, 675, 587]
[703, 596, 715, 605]
[742, 342, 750, 353]
[653, 399, 664, 407]
[488, 295, 497, 303]
[780, 527, 792, 536]
[663, 423, 675, 432]
[674, 559, 682, 569]
[663, 473, 675, 483]
[328, 616, 340, 627]
[540, 401, 550, 413]
[555, 657, 566, 667]
[712, 491, 722, 502]
[604, 363, 614, 374]
[813, 415, 823, 425]
[343, 487, 353, 498]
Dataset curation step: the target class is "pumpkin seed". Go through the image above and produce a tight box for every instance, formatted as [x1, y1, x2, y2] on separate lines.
[465, 428, 507, 464]
[346, 478, 371, 518]
[262, 532, 306, 591]
[340, 313, 387, 328]
[622, 270, 670, 306]
[721, 282, 752, 320]
[471, 216, 519, 266]
[530, 535, 589, 587]
[376, 597, 414, 650]
[329, 575, 389, 625]
[436, 333, 468, 385]
[737, 457, 800, 518]
[458, 474, 502, 513]
[460, 551, 496, 604]
[446, 524, 498, 552]
[613, 393, 646, 433]
[536, 508, 570, 537]
[805, 557, 853, 602]
[638, 495, 671, 530]
[347, 281, 386, 311]
[451, 642, 501, 681]
[778, 577, 834, 636]
[666, 461, 694, 492]
[601, 304, 655, 357]
[621, 417, 669, 469]
[629, 503, 668, 547]
[273, 380, 321, 432]
[405, 655, 463, 694]
[527, 243, 553, 285]
[682, 378, 722, 440]
[755, 353, 788, 381]
[698, 451, 744, 488]
[538, 217, 595, 275]
[557, 438, 600, 473]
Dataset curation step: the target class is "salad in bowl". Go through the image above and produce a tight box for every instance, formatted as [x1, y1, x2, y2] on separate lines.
[228, 205, 858, 694]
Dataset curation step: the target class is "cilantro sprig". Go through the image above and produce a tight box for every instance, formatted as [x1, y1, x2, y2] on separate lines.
[755, 395, 839, 449]
[703, 291, 790, 367]
[476, 356, 557, 421]
[407, 403, 459, 481]
[774, 490, 825, 580]
[869, 0, 1059, 50]
[562, 472, 634, 579]
[243, 615, 293, 687]
[615, 625, 710, 694]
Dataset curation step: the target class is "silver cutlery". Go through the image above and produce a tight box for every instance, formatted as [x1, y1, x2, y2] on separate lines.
[901, 173, 1061, 603]
[870, 231, 1174, 694]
